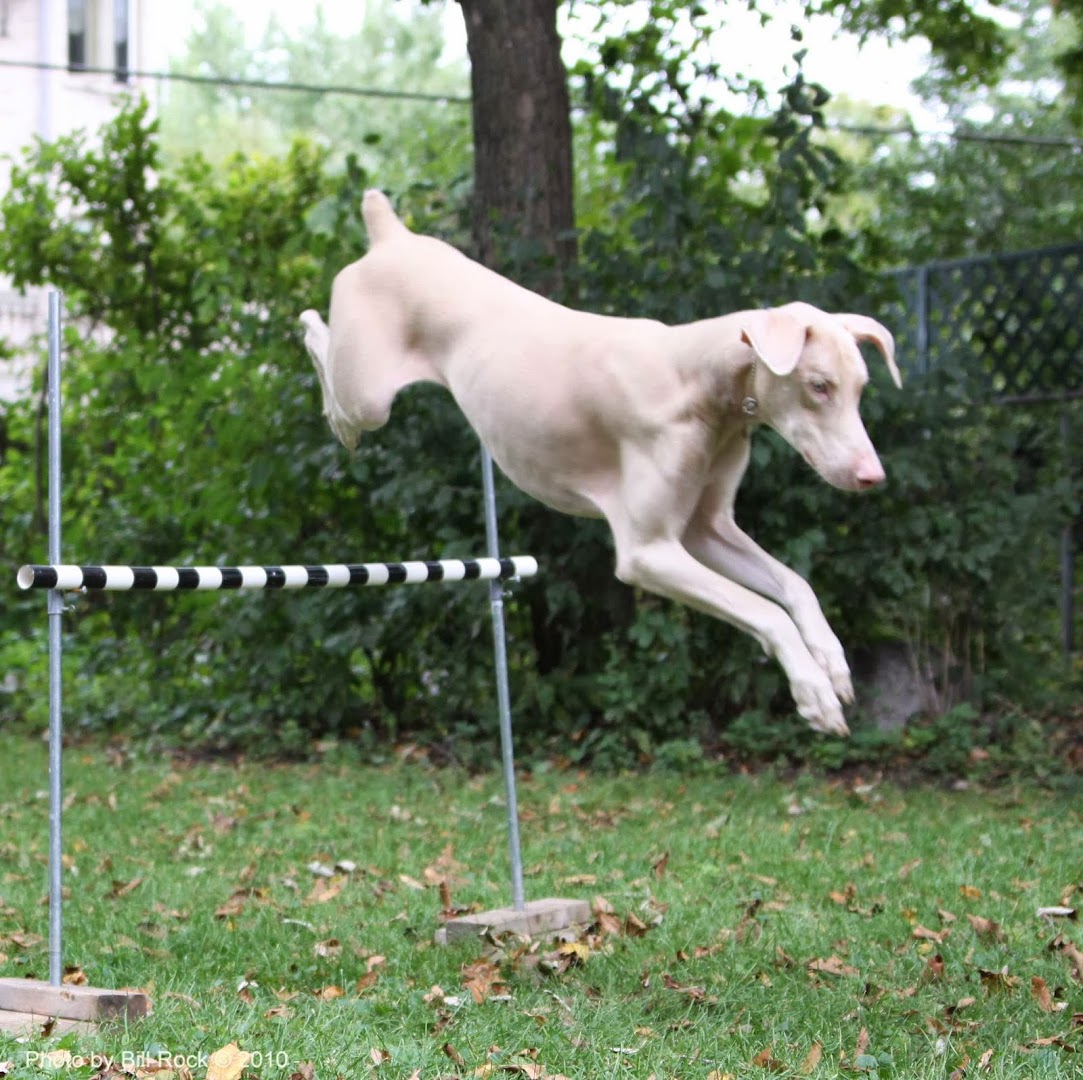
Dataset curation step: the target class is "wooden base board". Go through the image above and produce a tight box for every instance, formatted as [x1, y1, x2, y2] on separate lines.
[439, 897, 592, 944]
[0, 1011, 96, 1036]
[0, 978, 152, 1036]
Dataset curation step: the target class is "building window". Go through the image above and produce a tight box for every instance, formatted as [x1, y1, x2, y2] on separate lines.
[67, 0, 131, 82]
[67, 0, 88, 70]
[114, 0, 129, 83]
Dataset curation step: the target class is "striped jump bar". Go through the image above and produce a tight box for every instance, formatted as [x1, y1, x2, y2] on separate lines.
[17, 556, 538, 592]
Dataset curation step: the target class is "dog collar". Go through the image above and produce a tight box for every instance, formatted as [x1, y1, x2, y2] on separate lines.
[741, 355, 759, 416]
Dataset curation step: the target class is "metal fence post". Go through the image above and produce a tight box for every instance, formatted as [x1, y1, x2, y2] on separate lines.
[1062, 410, 1077, 660]
[479, 445, 526, 912]
[46, 290, 64, 986]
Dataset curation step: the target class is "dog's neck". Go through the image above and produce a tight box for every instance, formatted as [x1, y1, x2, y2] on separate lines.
[667, 316, 762, 426]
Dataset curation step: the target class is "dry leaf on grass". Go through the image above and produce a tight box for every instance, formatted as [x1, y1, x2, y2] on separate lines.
[967, 914, 1005, 941]
[1037, 905, 1077, 920]
[799, 1042, 823, 1074]
[912, 925, 950, 944]
[661, 973, 710, 1003]
[807, 955, 860, 977]
[205, 1043, 250, 1080]
[1032, 975, 1056, 1012]
[1049, 934, 1083, 980]
[979, 966, 1019, 992]
[107, 877, 144, 899]
[306, 877, 343, 904]
[463, 958, 507, 1003]
[751, 1045, 785, 1071]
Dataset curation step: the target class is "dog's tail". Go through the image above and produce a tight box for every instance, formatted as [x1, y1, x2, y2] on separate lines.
[362, 189, 408, 245]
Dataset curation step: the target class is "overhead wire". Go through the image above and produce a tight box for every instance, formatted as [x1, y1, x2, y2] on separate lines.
[0, 57, 1078, 150]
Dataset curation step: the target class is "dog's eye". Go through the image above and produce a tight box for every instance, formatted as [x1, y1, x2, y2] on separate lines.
[809, 378, 832, 398]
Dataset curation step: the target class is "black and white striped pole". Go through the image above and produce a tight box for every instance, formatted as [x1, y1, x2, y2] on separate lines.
[18, 558, 537, 592]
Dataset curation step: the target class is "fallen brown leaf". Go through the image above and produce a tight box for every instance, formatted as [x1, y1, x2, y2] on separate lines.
[921, 954, 946, 983]
[214, 891, 248, 919]
[751, 1045, 785, 1071]
[463, 958, 507, 1003]
[205, 1043, 251, 1080]
[1027, 1035, 1075, 1051]
[306, 877, 343, 904]
[369, 1047, 391, 1066]
[1032, 975, 1055, 1012]
[912, 925, 950, 944]
[960, 884, 983, 900]
[288, 1064, 316, 1080]
[443, 1043, 466, 1068]
[107, 877, 144, 899]
[977, 1048, 994, 1072]
[830, 883, 857, 906]
[967, 914, 1005, 942]
[807, 955, 860, 977]
[979, 966, 1019, 993]
[355, 969, 380, 992]
[854, 1027, 870, 1060]
[661, 973, 709, 1002]
[8, 931, 43, 949]
[799, 1042, 823, 1074]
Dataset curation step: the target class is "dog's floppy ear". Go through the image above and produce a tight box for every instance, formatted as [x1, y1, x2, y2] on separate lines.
[834, 313, 902, 389]
[740, 308, 808, 377]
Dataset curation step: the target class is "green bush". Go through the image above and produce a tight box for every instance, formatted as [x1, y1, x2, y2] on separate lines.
[0, 100, 1078, 775]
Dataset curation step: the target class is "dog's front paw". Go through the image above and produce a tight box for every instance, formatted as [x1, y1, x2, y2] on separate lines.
[813, 646, 854, 706]
[792, 674, 850, 737]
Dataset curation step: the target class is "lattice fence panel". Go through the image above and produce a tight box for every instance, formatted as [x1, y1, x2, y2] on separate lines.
[887, 243, 1083, 399]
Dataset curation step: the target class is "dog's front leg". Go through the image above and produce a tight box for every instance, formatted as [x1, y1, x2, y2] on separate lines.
[683, 515, 854, 706]
[611, 531, 849, 736]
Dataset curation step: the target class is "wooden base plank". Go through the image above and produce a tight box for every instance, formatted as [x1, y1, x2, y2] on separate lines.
[0, 979, 152, 1024]
[442, 897, 592, 943]
[0, 1010, 96, 1036]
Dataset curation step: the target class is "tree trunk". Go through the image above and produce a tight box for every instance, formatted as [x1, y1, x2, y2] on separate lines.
[455, 0, 576, 294]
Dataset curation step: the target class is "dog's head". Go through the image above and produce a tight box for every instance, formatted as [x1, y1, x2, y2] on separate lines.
[740, 302, 901, 493]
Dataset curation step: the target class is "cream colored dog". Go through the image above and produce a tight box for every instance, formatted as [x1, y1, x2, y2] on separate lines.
[300, 190, 901, 736]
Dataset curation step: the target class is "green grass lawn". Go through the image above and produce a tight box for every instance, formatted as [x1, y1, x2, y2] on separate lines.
[0, 732, 1079, 1079]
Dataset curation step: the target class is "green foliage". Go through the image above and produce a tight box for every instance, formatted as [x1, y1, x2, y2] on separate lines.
[0, 75, 1077, 772]
[836, 0, 1083, 265]
[0, 100, 499, 754]
[159, 0, 471, 193]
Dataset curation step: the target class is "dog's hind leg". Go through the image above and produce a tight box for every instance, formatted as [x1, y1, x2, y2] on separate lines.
[300, 309, 361, 450]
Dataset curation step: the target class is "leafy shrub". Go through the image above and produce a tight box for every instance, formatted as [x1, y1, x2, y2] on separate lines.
[0, 100, 1077, 776]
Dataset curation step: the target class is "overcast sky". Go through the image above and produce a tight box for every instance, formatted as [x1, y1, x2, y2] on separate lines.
[158, 0, 931, 118]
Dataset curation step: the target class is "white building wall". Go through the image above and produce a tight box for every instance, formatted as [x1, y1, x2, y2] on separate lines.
[0, 0, 173, 397]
